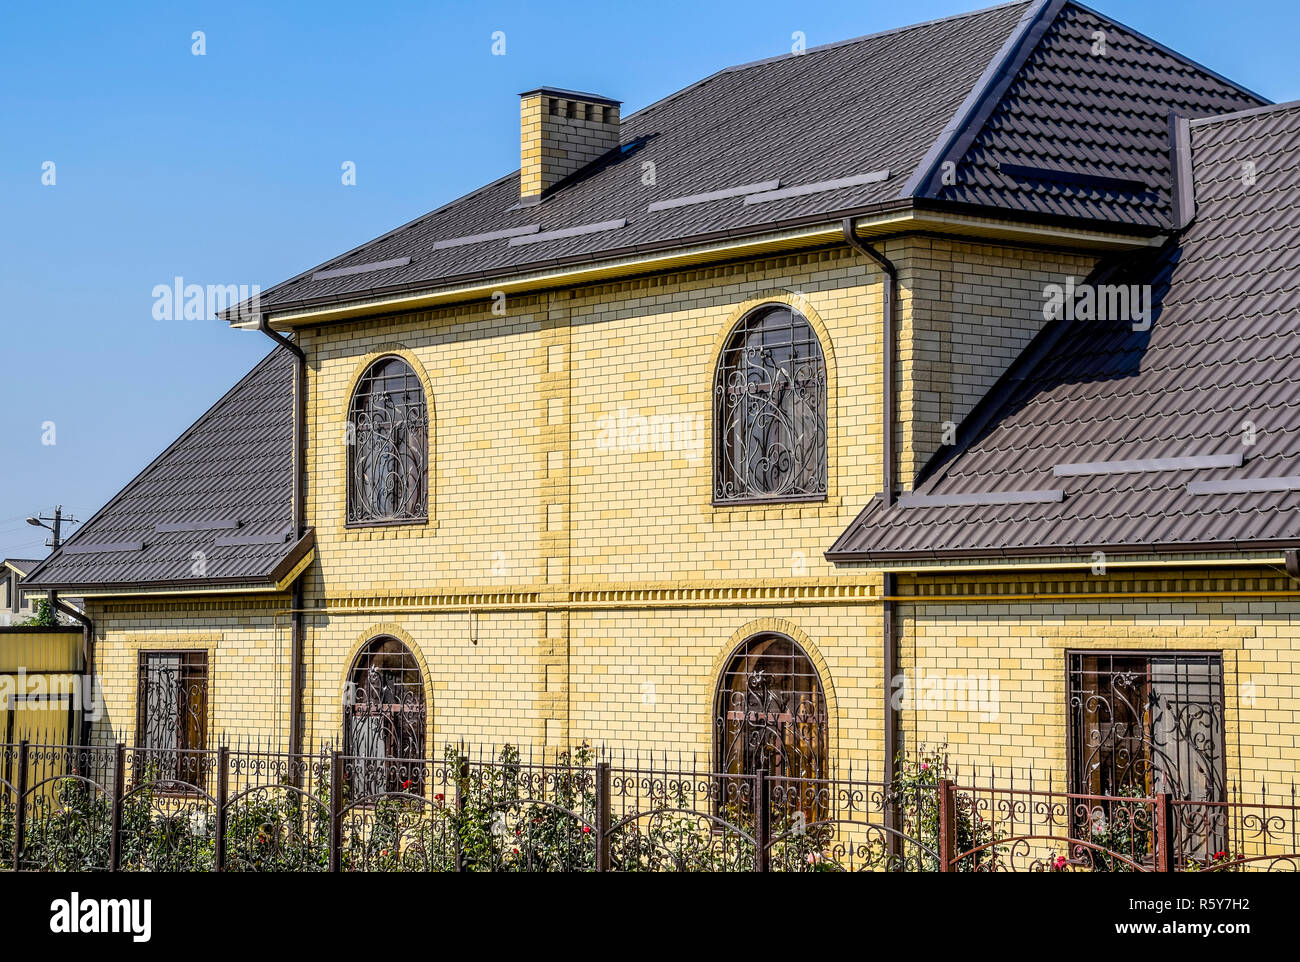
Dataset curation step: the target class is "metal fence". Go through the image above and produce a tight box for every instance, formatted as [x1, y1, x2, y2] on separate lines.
[1, 739, 1295, 872]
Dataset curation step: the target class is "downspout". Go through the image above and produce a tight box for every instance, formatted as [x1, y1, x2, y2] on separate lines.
[259, 315, 307, 763]
[49, 590, 93, 746]
[840, 219, 901, 794]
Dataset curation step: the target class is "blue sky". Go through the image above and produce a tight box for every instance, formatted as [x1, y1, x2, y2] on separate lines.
[1, 0, 1296, 559]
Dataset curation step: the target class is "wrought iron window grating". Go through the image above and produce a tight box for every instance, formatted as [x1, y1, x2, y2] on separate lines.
[347, 355, 429, 525]
[714, 305, 827, 503]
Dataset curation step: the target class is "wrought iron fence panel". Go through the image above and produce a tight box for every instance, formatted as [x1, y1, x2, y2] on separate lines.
[1171, 795, 1300, 871]
[13, 742, 119, 871]
[1, 740, 1297, 872]
[221, 749, 331, 872]
[948, 784, 1159, 872]
[606, 764, 756, 871]
[456, 748, 599, 872]
[118, 747, 218, 872]
[336, 753, 455, 872]
[767, 774, 938, 871]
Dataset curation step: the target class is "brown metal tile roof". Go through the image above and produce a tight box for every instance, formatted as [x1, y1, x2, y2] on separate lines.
[245, 1, 1264, 319]
[22, 349, 310, 591]
[916, 1, 1264, 227]
[35, 5, 1278, 589]
[829, 100, 1300, 561]
[1, 559, 43, 576]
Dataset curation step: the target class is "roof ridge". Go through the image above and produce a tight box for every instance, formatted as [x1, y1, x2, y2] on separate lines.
[898, 0, 1058, 199]
[625, 1, 1034, 124]
[21, 346, 292, 587]
[1189, 98, 1300, 128]
[252, 2, 1036, 312]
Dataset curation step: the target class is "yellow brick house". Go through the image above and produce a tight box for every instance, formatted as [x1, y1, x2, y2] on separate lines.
[21, 0, 1300, 842]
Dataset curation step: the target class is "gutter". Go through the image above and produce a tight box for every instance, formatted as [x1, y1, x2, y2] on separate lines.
[236, 204, 1161, 329]
[22, 531, 315, 597]
[838, 218, 902, 821]
[830, 536, 1300, 566]
[257, 315, 309, 771]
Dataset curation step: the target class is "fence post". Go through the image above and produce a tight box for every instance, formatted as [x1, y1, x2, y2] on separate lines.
[214, 745, 229, 871]
[109, 743, 125, 872]
[329, 750, 342, 872]
[937, 779, 956, 872]
[1155, 792, 1173, 872]
[885, 777, 902, 864]
[594, 761, 611, 872]
[454, 752, 468, 872]
[754, 771, 770, 873]
[12, 739, 28, 871]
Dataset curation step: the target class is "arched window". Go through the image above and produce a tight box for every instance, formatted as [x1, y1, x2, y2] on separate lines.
[347, 355, 428, 524]
[714, 305, 827, 503]
[344, 637, 427, 794]
[714, 634, 828, 786]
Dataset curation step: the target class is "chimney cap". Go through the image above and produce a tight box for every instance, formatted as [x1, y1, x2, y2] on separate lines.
[519, 86, 621, 107]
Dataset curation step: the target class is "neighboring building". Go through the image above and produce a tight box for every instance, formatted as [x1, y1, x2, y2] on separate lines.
[1, 558, 86, 744]
[2, 559, 43, 626]
[20, 1, 1300, 815]
[1, 557, 82, 627]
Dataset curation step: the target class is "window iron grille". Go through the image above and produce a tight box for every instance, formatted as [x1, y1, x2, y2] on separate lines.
[347, 356, 429, 525]
[344, 636, 427, 796]
[714, 306, 827, 503]
[715, 634, 828, 823]
[136, 651, 208, 788]
[1068, 651, 1226, 859]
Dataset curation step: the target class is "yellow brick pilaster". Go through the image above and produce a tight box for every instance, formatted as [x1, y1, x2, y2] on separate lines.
[537, 293, 572, 749]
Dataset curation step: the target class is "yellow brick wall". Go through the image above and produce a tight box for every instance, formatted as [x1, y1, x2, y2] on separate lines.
[291, 243, 900, 757]
[567, 247, 886, 581]
[899, 570, 1300, 795]
[896, 237, 1097, 482]
[296, 245, 896, 591]
[300, 610, 547, 754]
[569, 604, 884, 772]
[86, 594, 291, 748]
[81, 230, 1300, 805]
[301, 301, 552, 593]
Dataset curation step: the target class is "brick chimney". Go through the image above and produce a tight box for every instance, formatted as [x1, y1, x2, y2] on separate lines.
[519, 87, 621, 203]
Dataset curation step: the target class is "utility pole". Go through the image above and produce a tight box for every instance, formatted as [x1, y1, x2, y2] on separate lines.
[25, 505, 78, 550]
